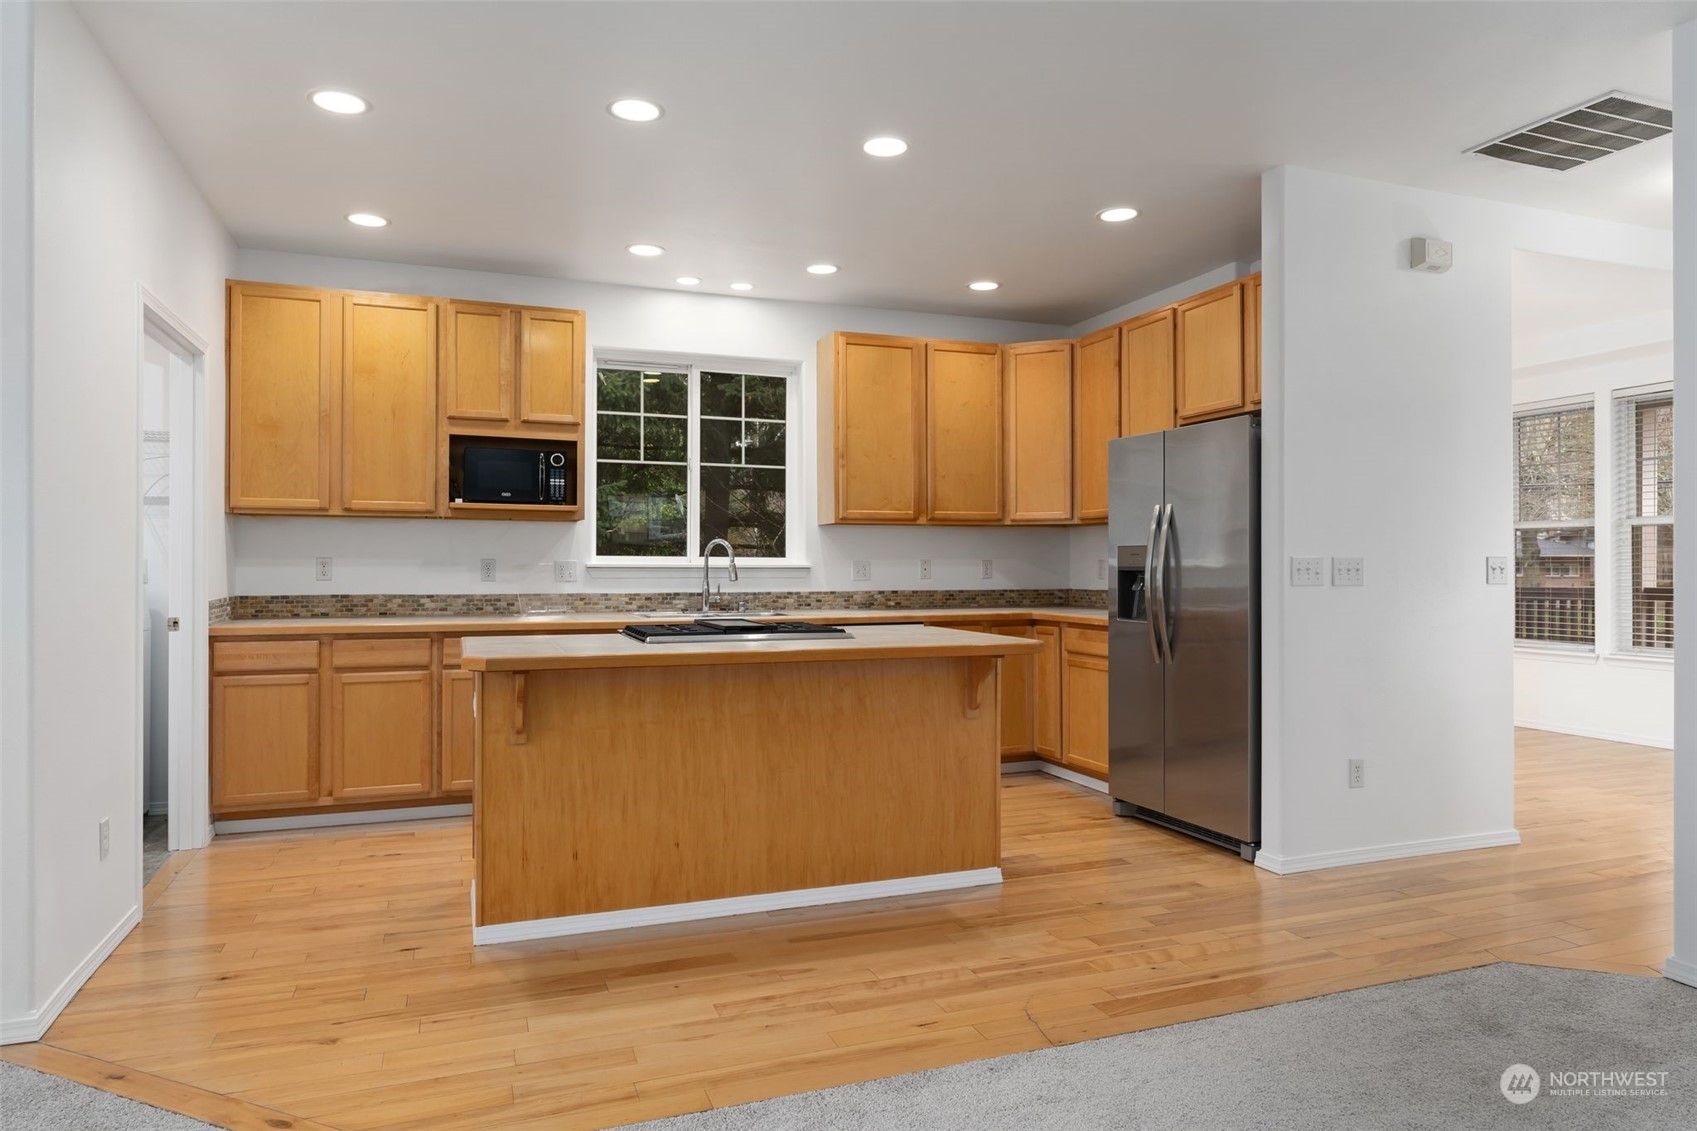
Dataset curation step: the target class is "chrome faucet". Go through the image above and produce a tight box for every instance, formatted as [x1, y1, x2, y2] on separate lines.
[699, 539, 739, 615]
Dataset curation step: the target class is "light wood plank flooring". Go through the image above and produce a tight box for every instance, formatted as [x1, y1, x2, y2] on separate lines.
[4, 730, 1672, 1130]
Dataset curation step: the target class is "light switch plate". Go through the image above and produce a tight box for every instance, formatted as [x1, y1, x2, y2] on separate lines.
[1097, 559, 1107, 580]
[1486, 556, 1510, 585]
[1291, 557, 1325, 587]
[852, 560, 871, 582]
[1332, 557, 1364, 587]
[980, 559, 994, 580]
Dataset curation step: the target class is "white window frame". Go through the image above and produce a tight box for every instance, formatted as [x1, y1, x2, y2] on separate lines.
[588, 349, 806, 570]
[1512, 395, 1599, 653]
[1612, 383, 1674, 657]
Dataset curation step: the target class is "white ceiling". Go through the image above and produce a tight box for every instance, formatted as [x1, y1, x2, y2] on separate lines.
[1513, 250, 1673, 344]
[74, 0, 1693, 324]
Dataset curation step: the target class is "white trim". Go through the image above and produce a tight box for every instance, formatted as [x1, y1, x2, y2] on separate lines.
[1513, 718, 1672, 750]
[0, 904, 139, 1045]
[1254, 829, 1521, 875]
[585, 560, 812, 574]
[145, 801, 169, 816]
[1663, 955, 1697, 988]
[472, 867, 1003, 946]
[1602, 651, 1675, 669]
[214, 803, 472, 835]
[1513, 645, 1598, 664]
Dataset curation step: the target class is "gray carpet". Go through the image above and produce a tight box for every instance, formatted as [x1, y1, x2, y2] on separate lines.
[632, 963, 1697, 1130]
[0, 1062, 218, 1130]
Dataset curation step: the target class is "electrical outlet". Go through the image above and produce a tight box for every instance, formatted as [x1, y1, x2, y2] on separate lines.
[1290, 557, 1325, 587]
[1486, 556, 1509, 586]
[315, 557, 333, 582]
[919, 559, 933, 581]
[553, 559, 579, 583]
[980, 559, 994, 580]
[1332, 557, 1364, 587]
[99, 818, 110, 860]
[479, 558, 497, 583]
[1097, 559, 1107, 581]
[1348, 759, 1365, 790]
[852, 560, 871, 582]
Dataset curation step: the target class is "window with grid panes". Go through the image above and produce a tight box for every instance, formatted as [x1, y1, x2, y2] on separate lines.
[593, 360, 795, 561]
[1615, 389, 1673, 651]
[1513, 403, 1596, 646]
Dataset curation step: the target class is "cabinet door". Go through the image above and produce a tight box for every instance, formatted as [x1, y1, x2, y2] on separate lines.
[517, 308, 585, 426]
[1121, 308, 1176, 438]
[993, 626, 1036, 756]
[927, 340, 1003, 522]
[227, 283, 337, 511]
[442, 302, 513, 422]
[330, 669, 434, 800]
[1074, 327, 1120, 523]
[342, 293, 438, 513]
[1244, 274, 1262, 409]
[441, 669, 476, 795]
[1004, 341, 1075, 523]
[1175, 281, 1247, 422]
[212, 673, 319, 809]
[1062, 650, 1110, 778]
[826, 333, 926, 522]
[1033, 625, 1062, 761]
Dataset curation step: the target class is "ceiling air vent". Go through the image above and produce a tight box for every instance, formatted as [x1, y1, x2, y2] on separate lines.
[1472, 91, 1672, 172]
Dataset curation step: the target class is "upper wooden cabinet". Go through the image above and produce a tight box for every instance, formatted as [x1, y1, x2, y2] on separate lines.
[1073, 327, 1119, 524]
[1004, 340, 1075, 524]
[227, 282, 338, 512]
[1175, 280, 1248, 423]
[517, 308, 585, 426]
[441, 302, 513, 422]
[342, 293, 438, 514]
[818, 332, 927, 523]
[1245, 273, 1262, 409]
[927, 340, 1003, 523]
[1120, 308, 1177, 438]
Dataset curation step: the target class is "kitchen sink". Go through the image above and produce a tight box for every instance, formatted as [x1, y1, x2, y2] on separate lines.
[630, 609, 783, 618]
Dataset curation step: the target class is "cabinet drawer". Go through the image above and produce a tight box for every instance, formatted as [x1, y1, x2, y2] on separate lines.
[212, 639, 321, 673]
[442, 637, 463, 668]
[1062, 626, 1108, 658]
[331, 637, 432, 670]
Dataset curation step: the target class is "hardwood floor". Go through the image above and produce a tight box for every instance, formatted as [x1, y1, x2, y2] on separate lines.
[4, 729, 1672, 1130]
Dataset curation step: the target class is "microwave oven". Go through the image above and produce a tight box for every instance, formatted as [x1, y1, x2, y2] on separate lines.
[460, 447, 571, 505]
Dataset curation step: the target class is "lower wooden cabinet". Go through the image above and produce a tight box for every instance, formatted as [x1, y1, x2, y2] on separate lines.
[1033, 625, 1062, 761]
[992, 626, 1036, 756]
[330, 669, 434, 800]
[1060, 628, 1109, 778]
[211, 673, 319, 809]
[441, 669, 476, 795]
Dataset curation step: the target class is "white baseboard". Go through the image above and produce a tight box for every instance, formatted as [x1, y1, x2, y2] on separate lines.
[215, 803, 471, 835]
[1663, 955, 1697, 988]
[472, 866, 1003, 946]
[0, 904, 140, 1045]
[144, 801, 169, 816]
[1255, 829, 1522, 875]
[1513, 719, 1672, 751]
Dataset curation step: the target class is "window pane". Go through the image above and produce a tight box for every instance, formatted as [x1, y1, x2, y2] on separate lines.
[646, 416, 687, 462]
[700, 466, 786, 558]
[1630, 525, 1674, 649]
[1634, 398, 1673, 518]
[700, 417, 742, 465]
[744, 375, 787, 420]
[701, 372, 742, 418]
[1514, 527, 1595, 645]
[744, 420, 786, 467]
[1515, 407, 1594, 523]
[596, 462, 687, 556]
[598, 369, 641, 414]
[598, 414, 641, 461]
[644, 372, 688, 416]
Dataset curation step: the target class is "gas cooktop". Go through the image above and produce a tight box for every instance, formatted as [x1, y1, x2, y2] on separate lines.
[620, 618, 851, 644]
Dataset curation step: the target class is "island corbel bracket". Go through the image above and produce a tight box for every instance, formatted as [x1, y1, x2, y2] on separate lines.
[963, 656, 997, 719]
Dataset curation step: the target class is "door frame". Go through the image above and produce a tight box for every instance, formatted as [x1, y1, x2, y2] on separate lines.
[136, 287, 212, 869]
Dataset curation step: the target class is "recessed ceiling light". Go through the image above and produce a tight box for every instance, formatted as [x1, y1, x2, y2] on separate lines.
[806, 264, 839, 275]
[675, 276, 701, 286]
[862, 136, 908, 158]
[346, 212, 388, 228]
[729, 282, 754, 291]
[626, 244, 664, 257]
[1097, 206, 1139, 223]
[968, 280, 999, 292]
[310, 90, 368, 115]
[609, 98, 663, 123]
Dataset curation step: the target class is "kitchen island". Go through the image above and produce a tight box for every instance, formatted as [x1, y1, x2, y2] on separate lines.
[460, 624, 1042, 944]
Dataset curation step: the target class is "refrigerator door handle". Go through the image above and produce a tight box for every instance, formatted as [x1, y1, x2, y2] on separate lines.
[1157, 503, 1175, 663]
[1151, 503, 1173, 664]
[1147, 505, 1164, 664]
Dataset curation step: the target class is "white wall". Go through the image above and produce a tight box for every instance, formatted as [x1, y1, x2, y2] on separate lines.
[1258, 165, 1670, 875]
[231, 249, 1076, 596]
[1668, 16, 1696, 990]
[1512, 323, 1674, 748]
[1, 2, 235, 1043]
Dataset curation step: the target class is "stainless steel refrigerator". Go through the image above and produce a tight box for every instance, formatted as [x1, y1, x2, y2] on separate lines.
[1107, 414, 1259, 860]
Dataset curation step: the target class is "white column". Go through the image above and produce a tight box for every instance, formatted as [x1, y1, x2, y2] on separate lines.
[1669, 17, 1697, 989]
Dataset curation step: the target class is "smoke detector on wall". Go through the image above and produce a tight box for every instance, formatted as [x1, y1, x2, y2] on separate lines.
[1471, 91, 1672, 172]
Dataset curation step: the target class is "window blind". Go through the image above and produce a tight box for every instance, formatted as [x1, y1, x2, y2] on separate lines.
[1513, 404, 1596, 646]
[1614, 390, 1673, 652]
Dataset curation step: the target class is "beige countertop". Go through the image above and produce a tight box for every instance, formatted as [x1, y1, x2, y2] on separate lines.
[459, 623, 1045, 672]
[209, 605, 1108, 637]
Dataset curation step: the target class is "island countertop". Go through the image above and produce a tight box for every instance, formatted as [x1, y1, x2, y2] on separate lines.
[459, 623, 1043, 672]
